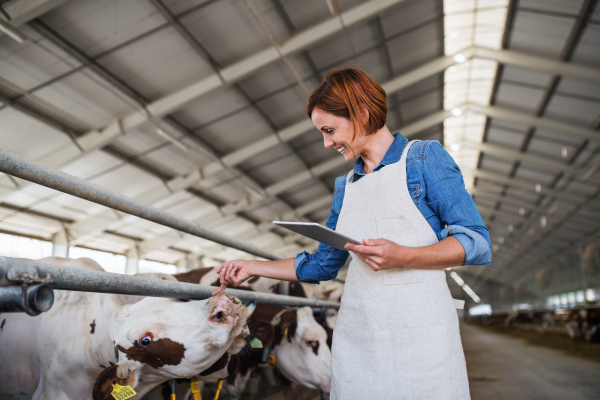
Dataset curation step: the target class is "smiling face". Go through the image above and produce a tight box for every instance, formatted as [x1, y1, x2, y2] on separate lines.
[311, 107, 370, 162]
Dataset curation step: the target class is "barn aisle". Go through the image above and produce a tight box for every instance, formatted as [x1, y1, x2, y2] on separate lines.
[461, 323, 600, 400]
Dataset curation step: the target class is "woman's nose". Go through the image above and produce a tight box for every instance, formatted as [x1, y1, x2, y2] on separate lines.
[323, 136, 334, 148]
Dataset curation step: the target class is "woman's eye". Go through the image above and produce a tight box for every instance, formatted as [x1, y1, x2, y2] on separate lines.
[140, 336, 152, 347]
[325, 129, 334, 134]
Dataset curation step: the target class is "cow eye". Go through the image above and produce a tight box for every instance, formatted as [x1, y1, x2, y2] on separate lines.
[305, 340, 316, 347]
[140, 336, 152, 347]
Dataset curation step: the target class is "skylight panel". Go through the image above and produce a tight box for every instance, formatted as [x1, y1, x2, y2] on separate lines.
[443, 0, 509, 190]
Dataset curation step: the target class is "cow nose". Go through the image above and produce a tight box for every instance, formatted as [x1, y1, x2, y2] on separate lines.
[208, 294, 245, 328]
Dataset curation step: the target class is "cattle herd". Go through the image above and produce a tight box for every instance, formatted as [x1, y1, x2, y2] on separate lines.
[0, 257, 342, 400]
[468, 305, 600, 344]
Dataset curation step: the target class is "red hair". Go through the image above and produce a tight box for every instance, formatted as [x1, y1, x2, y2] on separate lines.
[306, 68, 387, 140]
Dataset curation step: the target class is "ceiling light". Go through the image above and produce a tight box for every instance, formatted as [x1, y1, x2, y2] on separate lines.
[448, 93, 456, 99]
[492, 244, 499, 252]
[0, 18, 27, 43]
[450, 143, 460, 151]
[447, 66, 457, 73]
[561, 147, 568, 158]
[453, 53, 467, 63]
[450, 271, 465, 286]
[519, 207, 526, 216]
[540, 216, 547, 228]
[449, 32, 459, 38]
[451, 107, 463, 116]
[535, 183, 542, 193]
[498, 236, 504, 244]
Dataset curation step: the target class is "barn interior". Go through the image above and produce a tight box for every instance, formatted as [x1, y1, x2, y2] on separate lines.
[0, 0, 599, 399]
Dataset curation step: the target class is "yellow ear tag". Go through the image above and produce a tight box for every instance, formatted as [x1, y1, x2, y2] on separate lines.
[283, 327, 292, 343]
[190, 377, 202, 400]
[111, 383, 137, 400]
[267, 354, 276, 366]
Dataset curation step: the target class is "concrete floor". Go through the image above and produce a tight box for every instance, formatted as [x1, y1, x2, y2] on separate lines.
[461, 323, 600, 400]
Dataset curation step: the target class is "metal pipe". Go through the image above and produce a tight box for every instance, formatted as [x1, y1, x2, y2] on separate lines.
[0, 284, 55, 315]
[0, 257, 340, 309]
[0, 149, 283, 261]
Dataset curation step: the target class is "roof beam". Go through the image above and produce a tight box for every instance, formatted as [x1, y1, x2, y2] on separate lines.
[0, 0, 407, 199]
[60, 75, 450, 245]
[462, 141, 580, 176]
[466, 103, 600, 142]
[470, 47, 600, 84]
[0, 0, 71, 27]
[4, 42, 596, 200]
[132, 112, 449, 255]
[466, 168, 597, 206]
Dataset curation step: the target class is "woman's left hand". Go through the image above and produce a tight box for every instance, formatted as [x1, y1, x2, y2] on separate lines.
[345, 239, 415, 271]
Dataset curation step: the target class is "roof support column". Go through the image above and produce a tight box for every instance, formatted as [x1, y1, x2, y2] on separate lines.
[125, 246, 140, 275]
[51, 228, 69, 258]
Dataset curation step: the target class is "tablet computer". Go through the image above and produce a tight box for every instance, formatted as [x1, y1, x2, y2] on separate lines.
[273, 221, 361, 250]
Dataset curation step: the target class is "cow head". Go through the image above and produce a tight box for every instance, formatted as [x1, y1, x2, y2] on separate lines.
[273, 307, 331, 393]
[92, 294, 245, 399]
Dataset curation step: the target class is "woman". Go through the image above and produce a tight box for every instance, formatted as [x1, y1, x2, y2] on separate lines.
[212, 69, 491, 399]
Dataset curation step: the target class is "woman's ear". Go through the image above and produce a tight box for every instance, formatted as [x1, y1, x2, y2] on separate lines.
[92, 362, 141, 400]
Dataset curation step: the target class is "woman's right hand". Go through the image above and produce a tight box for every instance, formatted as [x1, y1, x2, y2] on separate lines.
[211, 260, 252, 296]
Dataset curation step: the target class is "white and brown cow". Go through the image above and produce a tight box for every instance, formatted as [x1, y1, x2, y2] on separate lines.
[157, 269, 332, 397]
[0, 257, 246, 400]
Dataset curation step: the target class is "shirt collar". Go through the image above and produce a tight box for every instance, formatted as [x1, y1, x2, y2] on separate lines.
[350, 132, 408, 182]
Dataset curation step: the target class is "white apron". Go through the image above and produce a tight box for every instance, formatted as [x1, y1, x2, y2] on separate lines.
[331, 141, 470, 399]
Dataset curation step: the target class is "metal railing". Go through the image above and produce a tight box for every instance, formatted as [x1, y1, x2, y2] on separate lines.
[0, 148, 282, 261]
[0, 149, 341, 313]
[0, 257, 340, 310]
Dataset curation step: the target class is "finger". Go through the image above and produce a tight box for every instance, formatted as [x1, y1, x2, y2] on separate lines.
[217, 263, 229, 274]
[350, 245, 382, 256]
[226, 264, 241, 284]
[230, 266, 243, 286]
[363, 238, 384, 246]
[224, 264, 234, 283]
[365, 258, 381, 271]
[212, 284, 228, 296]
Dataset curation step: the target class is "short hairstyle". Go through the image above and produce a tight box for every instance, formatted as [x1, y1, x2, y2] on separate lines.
[306, 68, 387, 140]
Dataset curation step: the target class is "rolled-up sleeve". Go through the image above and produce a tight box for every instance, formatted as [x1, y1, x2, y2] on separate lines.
[294, 176, 349, 283]
[424, 142, 492, 266]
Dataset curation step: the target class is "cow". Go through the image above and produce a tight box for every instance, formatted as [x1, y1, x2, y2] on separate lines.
[0, 257, 247, 400]
[150, 269, 332, 398]
[210, 287, 332, 398]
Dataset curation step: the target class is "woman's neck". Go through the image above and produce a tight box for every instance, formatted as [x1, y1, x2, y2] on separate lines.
[359, 126, 394, 174]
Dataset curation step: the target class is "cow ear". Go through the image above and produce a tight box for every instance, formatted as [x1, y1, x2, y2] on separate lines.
[92, 364, 140, 400]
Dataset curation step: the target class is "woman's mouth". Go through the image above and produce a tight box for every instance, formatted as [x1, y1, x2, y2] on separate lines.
[336, 145, 346, 154]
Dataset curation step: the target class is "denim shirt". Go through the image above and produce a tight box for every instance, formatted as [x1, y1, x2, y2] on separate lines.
[295, 133, 492, 284]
